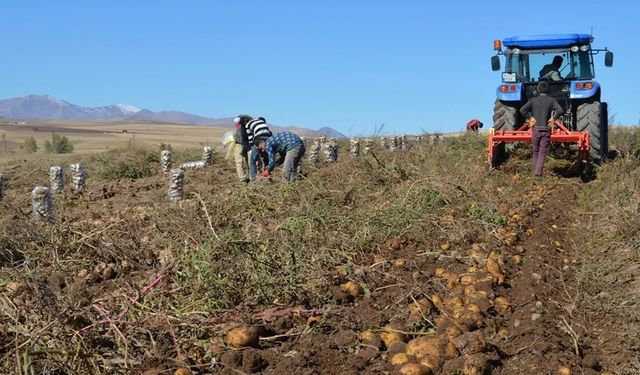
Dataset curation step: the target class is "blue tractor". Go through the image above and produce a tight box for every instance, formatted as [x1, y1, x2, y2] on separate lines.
[490, 34, 614, 163]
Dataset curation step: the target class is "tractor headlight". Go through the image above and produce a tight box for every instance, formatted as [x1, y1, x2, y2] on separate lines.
[504, 48, 512, 55]
[580, 45, 589, 52]
[570, 46, 579, 53]
[512, 48, 521, 55]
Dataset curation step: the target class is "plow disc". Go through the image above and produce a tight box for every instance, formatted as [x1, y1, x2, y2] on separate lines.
[488, 120, 590, 169]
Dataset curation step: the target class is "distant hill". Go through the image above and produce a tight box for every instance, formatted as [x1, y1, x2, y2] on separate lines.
[0, 94, 344, 136]
[0, 95, 141, 121]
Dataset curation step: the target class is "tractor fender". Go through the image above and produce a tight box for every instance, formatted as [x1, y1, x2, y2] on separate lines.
[570, 81, 600, 100]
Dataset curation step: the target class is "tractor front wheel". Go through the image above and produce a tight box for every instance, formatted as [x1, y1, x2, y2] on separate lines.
[576, 101, 608, 163]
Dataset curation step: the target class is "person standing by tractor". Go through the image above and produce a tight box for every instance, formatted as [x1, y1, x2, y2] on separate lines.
[245, 117, 273, 181]
[232, 115, 252, 182]
[519, 81, 564, 177]
[256, 131, 305, 182]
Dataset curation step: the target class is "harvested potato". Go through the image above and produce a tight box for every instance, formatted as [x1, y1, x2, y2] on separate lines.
[306, 315, 322, 326]
[380, 325, 406, 349]
[400, 363, 432, 375]
[419, 354, 441, 372]
[445, 296, 464, 310]
[406, 336, 441, 360]
[94, 262, 107, 274]
[409, 298, 434, 317]
[440, 243, 451, 251]
[460, 274, 477, 286]
[6, 282, 25, 296]
[513, 255, 522, 265]
[390, 353, 411, 366]
[557, 367, 572, 375]
[444, 340, 458, 359]
[497, 328, 510, 338]
[445, 324, 463, 341]
[358, 330, 383, 348]
[486, 258, 503, 278]
[494, 297, 511, 314]
[435, 268, 446, 278]
[466, 303, 481, 314]
[340, 281, 363, 298]
[452, 331, 486, 355]
[76, 269, 89, 279]
[431, 295, 445, 310]
[394, 258, 407, 267]
[463, 353, 491, 375]
[226, 326, 260, 348]
[174, 368, 192, 375]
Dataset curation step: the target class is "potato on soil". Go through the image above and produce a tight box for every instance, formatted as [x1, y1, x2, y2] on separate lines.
[419, 354, 441, 372]
[226, 326, 260, 348]
[358, 329, 383, 348]
[390, 352, 411, 366]
[6, 282, 25, 296]
[406, 336, 442, 360]
[306, 315, 322, 326]
[463, 353, 491, 375]
[340, 281, 363, 298]
[431, 295, 445, 310]
[493, 297, 511, 314]
[497, 328, 509, 338]
[174, 368, 192, 375]
[394, 258, 408, 267]
[380, 325, 406, 348]
[440, 243, 451, 251]
[452, 331, 486, 355]
[557, 367, 572, 375]
[409, 298, 434, 317]
[399, 363, 432, 375]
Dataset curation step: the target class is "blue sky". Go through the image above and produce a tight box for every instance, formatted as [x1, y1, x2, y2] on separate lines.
[1, 0, 637, 135]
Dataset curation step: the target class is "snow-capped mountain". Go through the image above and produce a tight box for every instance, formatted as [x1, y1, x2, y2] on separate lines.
[0, 95, 141, 121]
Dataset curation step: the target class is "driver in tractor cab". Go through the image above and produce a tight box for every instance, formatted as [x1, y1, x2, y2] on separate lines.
[539, 55, 564, 81]
[519, 81, 564, 177]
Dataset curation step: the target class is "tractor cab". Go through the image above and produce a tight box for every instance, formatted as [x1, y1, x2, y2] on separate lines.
[489, 34, 613, 166]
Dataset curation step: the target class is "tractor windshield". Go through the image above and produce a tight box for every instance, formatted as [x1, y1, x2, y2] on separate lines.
[503, 47, 594, 83]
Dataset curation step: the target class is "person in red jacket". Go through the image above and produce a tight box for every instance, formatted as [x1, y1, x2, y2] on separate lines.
[466, 119, 483, 132]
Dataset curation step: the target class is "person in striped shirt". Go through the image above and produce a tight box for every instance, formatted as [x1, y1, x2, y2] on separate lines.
[256, 132, 305, 182]
[245, 117, 273, 181]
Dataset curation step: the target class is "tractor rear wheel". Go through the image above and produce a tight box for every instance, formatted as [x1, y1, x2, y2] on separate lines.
[493, 100, 517, 132]
[577, 101, 608, 163]
[491, 100, 518, 168]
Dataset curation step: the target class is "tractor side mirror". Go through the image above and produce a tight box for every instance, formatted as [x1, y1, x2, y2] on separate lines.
[491, 56, 501, 71]
[605, 51, 614, 67]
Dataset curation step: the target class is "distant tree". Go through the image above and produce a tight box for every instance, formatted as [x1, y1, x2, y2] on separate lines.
[45, 133, 74, 154]
[22, 136, 38, 153]
[54, 135, 74, 153]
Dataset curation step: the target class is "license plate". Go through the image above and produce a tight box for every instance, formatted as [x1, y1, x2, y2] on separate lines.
[502, 72, 517, 82]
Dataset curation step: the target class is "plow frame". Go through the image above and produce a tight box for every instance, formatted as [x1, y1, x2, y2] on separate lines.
[488, 120, 591, 169]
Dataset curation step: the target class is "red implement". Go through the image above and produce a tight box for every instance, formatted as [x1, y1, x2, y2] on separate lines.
[488, 120, 590, 168]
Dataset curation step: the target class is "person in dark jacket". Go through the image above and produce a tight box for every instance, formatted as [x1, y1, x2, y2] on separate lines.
[256, 132, 305, 182]
[520, 81, 564, 177]
[245, 117, 273, 181]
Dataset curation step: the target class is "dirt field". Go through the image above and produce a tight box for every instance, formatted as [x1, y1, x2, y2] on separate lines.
[0, 120, 233, 160]
[0, 130, 638, 374]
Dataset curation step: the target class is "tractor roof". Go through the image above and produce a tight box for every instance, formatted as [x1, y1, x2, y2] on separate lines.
[503, 34, 593, 49]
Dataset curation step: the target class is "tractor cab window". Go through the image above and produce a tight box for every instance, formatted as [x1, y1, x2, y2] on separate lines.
[504, 47, 594, 82]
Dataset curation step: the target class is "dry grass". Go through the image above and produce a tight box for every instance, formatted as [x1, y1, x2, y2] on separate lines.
[0, 129, 638, 374]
